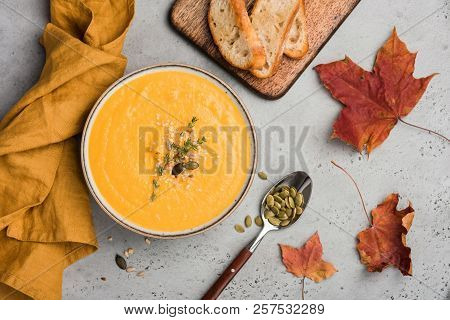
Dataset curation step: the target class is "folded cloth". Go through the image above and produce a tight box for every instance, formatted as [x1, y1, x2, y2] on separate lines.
[0, 0, 135, 299]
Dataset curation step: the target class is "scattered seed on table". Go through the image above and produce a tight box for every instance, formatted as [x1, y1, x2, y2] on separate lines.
[245, 215, 252, 228]
[126, 267, 136, 273]
[136, 271, 145, 277]
[145, 238, 151, 245]
[101, 277, 107, 281]
[107, 236, 113, 241]
[258, 171, 268, 180]
[115, 254, 127, 270]
[255, 216, 263, 227]
[234, 224, 245, 233]
[127, 248, 134, 255]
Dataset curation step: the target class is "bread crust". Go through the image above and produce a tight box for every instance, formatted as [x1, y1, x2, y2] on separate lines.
[208, 0, 266, 70]
[285, 0, 309, 59]
[250, 0, 300, 78]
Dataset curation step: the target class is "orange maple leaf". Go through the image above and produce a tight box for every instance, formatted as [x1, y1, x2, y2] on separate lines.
[357, 193, 414, 276]
[279, 232, 337, 282]
[315, 28, 436, 153]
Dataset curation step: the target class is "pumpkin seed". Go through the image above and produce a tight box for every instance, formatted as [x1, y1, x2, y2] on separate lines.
[266, 195, 274, 207]
[172, 163, 185, 176]
[264, 210, 273, 218]
[126, 267, 136, 273]
[286, 208, 293, 217]
[271, 206, 280, 215]
[245, 215, 252, 228]
[295, 193, 303, 207]
[268, 216, 281, 226]
[281, 186, 290, 192]
[274, 195, 283, 203]
[280, 220, 290, 227]
[115, 254, 127, 270]
[278, 213, 288, 220]
[258, 171, 268, 180]
[184, 161, 199, 170]
[274, 202, 282, 209]
[280, 207, 286, 212]
[296, 206, 304, 215]
[290, 187, 297, 198]
[234, 224, 245, 233]
[255, 216, 263, 227]
[288, 197, 295, 208]
[280, 190, 289, 199]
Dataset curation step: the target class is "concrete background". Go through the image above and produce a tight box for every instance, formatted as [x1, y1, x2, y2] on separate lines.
[0, 0, 449, 299]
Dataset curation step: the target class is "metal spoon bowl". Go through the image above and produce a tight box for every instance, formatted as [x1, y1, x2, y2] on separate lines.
[202, 171, 312, 299]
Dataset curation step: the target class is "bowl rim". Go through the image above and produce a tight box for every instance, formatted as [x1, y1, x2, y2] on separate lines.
[80, 63, 258, 239]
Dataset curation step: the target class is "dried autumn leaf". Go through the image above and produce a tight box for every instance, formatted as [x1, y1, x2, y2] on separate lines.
[357, 193, 414, 276]
[280, 232, 337, 282]
[315, 28, 436, 153]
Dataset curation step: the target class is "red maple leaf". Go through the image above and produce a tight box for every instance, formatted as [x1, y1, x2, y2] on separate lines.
[315, 29, 436, 153]
[357, 193, 414, 275]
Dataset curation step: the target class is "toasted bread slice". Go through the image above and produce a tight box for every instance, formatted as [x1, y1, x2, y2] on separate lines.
[209, 0, 265, 70]
[285, 0, 309, 59]
[250, 0, 299, 78]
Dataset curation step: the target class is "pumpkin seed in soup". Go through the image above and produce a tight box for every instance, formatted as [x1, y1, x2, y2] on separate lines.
[184, 161, 199, 170]
[234, 224, 245, 233]
[255, 216, 263, 227]
[245, 215, 252, 228]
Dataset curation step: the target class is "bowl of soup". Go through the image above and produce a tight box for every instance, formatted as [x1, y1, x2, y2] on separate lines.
[81, 64, 257, 238]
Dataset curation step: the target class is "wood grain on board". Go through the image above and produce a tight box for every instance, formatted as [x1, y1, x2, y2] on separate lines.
[170, 0, 360, 99]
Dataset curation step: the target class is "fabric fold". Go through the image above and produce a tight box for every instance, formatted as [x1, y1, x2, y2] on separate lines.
[0, 0, 135, 300]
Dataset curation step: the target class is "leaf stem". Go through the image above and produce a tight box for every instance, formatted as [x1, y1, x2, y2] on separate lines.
[398, 118, 449, 142]
[331, 161, 372, 226]
[301, 277, 305, 300]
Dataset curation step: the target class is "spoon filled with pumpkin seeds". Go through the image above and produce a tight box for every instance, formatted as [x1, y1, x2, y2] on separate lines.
[202, 171, 312, 300]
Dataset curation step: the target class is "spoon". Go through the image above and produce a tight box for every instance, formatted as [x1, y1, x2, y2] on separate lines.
[202, 171, 312, 300]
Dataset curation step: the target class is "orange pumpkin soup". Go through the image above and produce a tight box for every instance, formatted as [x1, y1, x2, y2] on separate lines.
[86, 69, 254, 235]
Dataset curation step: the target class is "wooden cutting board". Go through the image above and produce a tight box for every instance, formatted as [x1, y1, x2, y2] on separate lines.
[170, 0, 360, 100]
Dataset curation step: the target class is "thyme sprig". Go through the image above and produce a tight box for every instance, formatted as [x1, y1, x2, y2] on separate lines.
[150, 117, 206, 202]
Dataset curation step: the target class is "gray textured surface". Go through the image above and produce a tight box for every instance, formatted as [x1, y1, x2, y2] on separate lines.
[0, 0, 449, 300]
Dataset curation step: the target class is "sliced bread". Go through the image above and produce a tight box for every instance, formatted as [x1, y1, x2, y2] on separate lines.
[209, 0, 265, 70]
[250, 0, 299, 78]
[285, 0, 309, 59]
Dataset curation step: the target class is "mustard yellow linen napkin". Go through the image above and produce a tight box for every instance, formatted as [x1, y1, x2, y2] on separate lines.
[0, 0, 134, 300]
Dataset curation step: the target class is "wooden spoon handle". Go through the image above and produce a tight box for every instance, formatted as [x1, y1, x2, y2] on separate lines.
[202, 248, 253, 300]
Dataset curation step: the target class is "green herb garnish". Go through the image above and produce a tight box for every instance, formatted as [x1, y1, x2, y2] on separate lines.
[150, 116, 206, 202]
